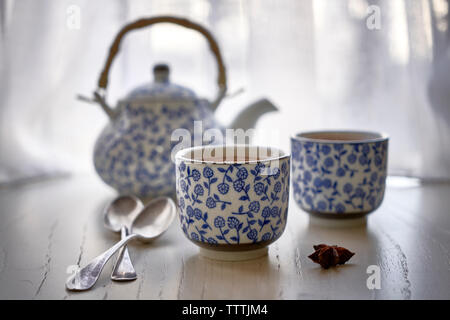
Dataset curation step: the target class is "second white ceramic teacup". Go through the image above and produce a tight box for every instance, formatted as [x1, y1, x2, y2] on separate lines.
[291, 131, 389, 218]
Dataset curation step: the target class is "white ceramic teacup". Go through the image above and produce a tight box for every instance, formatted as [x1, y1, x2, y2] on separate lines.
[175, 145, 290, 261]
[291, 131, 389, 218]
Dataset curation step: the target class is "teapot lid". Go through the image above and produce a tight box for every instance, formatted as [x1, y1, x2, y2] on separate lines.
[124, 64, 198, 102]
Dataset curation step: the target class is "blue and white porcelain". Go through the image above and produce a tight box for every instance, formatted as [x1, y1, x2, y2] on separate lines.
[83, 17, 278, 199]
[175, 145, 290, 260]
[92, 65, 222, 198]
[291, 131, 389, 218]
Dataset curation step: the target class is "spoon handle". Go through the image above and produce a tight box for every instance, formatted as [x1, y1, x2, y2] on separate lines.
[111, 226, 137, 281]
[65, 233, 138, 291]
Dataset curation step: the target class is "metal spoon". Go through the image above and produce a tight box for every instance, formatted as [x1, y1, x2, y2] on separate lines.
[65, 197, 176, 291]
[104, 195, 144, 281]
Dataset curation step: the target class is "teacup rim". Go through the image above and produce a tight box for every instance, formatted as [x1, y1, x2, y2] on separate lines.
[175, 144, 290, 165]
[291, 130, 389, 144]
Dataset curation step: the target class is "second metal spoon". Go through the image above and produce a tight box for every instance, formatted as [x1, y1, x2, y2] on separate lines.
[104, 195, 144, 281]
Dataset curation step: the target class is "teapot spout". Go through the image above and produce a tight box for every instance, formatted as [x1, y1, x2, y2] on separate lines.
[229, 98, 278, 131]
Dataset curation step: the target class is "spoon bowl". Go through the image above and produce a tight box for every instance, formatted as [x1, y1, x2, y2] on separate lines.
[104, 195, 144, 232]
[132, 197, 177, 243]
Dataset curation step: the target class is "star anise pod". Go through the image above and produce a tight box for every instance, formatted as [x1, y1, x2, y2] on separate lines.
[308, 244, 355, 269]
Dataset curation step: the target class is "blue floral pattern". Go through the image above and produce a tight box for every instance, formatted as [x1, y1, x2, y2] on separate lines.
[93, 81, 222, 198]
[291, 137, 388, 214]
[176, 157, 290, 246]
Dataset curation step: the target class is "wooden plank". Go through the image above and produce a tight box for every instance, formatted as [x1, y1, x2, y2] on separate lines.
[0, 176, 448, 299]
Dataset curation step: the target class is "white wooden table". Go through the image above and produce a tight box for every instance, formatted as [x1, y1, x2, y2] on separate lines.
[0, 175, 449, 300]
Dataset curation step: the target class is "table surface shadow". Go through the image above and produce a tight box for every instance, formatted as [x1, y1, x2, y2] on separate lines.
[0, 175, 449, 300]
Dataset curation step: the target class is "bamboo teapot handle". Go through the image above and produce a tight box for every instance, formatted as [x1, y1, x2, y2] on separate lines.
[96, 16, 227, 111]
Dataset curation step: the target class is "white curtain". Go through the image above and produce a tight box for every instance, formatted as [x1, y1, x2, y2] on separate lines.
[1, 0, 449, 184]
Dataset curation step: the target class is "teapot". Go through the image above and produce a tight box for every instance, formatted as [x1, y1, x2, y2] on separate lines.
[80, 16, 278, 199]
